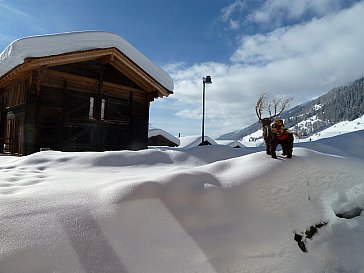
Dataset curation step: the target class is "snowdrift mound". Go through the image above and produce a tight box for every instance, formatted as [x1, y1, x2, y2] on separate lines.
[297, 129, 364, 159]
[5, 145, 248, 170]
[0, 146, 363, 273]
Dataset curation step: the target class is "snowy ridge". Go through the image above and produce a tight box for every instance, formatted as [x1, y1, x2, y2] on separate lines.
[0, 31, 174, 91]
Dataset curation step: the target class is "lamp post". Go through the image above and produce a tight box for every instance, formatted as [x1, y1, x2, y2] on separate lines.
[201, 76, 212, 145]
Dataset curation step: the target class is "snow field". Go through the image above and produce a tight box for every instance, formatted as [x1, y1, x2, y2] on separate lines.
[0, 131, 364, 273]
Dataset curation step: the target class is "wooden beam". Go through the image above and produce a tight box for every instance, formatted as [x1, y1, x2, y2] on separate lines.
[0, 71, 32, 89]
[109, 51, 170, 97]
[35, 66, 47, 96]
[24, 48, 115, 69]
[1, 47, 171, 97]
[99, 54, 115, 65]
[110, 59, 152, 90]
[46, 69, 143, 93]
[1, 50, 113, 87]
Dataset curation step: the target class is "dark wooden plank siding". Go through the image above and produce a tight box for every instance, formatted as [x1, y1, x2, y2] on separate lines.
[1, 58, 155, 155]
[36, 85, 64, 150]
[130, 92, 149, 150]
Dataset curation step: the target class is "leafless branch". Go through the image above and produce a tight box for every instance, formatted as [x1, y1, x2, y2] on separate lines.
[255, 93, 293, 121]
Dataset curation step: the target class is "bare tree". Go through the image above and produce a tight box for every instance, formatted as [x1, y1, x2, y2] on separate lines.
[255, 93, 293, 121]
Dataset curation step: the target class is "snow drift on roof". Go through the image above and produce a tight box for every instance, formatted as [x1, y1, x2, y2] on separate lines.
[0, 31, 174, 91]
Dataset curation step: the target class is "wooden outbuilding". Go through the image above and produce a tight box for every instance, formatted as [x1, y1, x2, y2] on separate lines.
[148, 128, 180, 147]
[215, 140, 245, 148]
[0, 32, 173, 155]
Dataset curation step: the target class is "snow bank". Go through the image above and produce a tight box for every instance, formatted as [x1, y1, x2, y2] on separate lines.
[297, 129, 364, 159]
[0, 31, 174, 91]
[0, 131, 363, 273]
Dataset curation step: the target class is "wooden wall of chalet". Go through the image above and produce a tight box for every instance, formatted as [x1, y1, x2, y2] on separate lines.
[0, 60, 152, 155]
[0, 78, 29, 154]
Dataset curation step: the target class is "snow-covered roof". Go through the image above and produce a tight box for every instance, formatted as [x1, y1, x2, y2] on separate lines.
[0, 31, 174, 92]
[148, 128, 180, 146]
[215, 140, 245, 148]
[178, 135, 217, 149]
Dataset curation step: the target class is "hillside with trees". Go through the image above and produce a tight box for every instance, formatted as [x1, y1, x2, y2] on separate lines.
[218, 77, 364, 140]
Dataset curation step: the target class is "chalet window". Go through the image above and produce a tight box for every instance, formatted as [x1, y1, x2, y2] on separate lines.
[105, 98, 130, 124]
[4, 112, 15, 153]
[88, 97, 105, 120]
[67, 95, 92, 120]
[89, 97, 95, 119]
[64, 124, 93, 148]
[68, 96, 129, 123]
[101, 99, 106, 120]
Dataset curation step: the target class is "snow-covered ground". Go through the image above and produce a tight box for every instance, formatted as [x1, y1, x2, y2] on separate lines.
[1, 129, 364, 273]
[240, 130, 265, 147]
[299, 115, 364, 142]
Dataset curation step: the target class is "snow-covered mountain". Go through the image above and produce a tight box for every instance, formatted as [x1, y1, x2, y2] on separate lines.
[218, 76, 364, 140]
[239, 114, 364, 147]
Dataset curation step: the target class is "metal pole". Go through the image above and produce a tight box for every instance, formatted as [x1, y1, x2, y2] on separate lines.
[201, 80, 206, 145]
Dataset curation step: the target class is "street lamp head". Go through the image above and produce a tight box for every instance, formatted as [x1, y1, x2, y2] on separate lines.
[203, 76, 212, 84]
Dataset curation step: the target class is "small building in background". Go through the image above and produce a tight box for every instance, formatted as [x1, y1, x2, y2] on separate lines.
[0, 31, 173, 155]
[215, 140, 245, 148]
[148, 128, 180, 147]
[178, 135, 217, 149]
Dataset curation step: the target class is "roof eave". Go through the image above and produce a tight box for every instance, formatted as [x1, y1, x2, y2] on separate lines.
[0, 47, 173, 98]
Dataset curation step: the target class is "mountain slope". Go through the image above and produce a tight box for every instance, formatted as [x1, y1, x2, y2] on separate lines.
[218, 76, 364, 140]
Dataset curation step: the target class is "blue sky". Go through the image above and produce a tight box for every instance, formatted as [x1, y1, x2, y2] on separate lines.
[1, 0, 364, 138]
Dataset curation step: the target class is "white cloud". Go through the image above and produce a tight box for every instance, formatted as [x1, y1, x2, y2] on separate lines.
[175, 108, 201, 120]
[249, 0, 345, 24]
[163, 1, 364, 137]
[220, 0, 245, 30]
[218, 0, 356, 32]
[221, 0, 245, 21]
[229, 19, 240, 30]
[232, 2, 364, 64]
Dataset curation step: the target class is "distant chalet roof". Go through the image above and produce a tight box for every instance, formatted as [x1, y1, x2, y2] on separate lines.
[178, 136, 217, 149]
[0, 31, 174, 95]
[148, 128, 180, 146]
[215, 140, 245, 148]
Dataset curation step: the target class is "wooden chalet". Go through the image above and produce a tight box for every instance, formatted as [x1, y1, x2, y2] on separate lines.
[0, 32, 173, 155]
